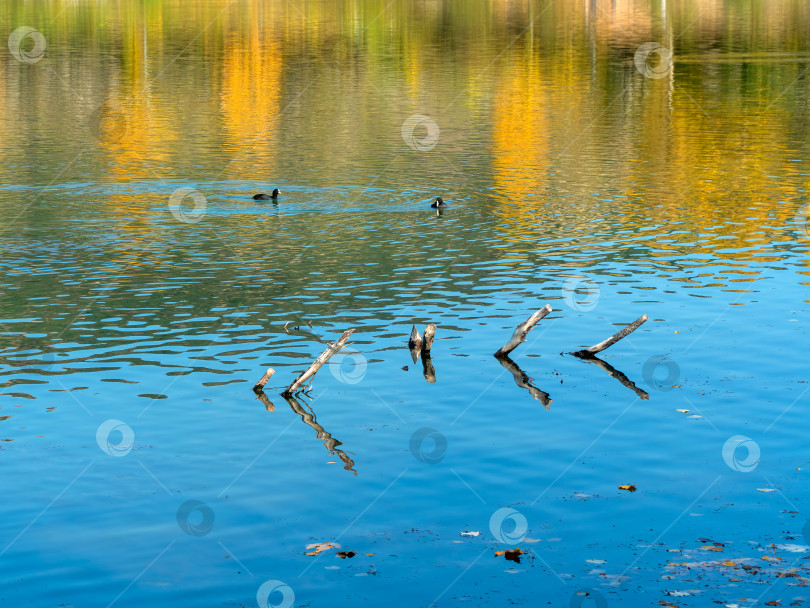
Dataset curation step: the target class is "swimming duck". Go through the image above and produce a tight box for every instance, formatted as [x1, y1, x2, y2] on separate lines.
[253, 189, 281, 200]
[430, 197, 447, 208]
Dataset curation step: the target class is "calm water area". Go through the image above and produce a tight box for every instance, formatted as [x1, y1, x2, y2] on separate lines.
[2, 1, 810, 606]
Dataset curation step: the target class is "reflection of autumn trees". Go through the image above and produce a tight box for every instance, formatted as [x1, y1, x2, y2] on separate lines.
[1, 0, 809, 281]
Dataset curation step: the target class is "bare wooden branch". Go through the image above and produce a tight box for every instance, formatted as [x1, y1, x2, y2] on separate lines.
[422, 323, 436, 354]
[282, 328, 355, 396]
[408, 325, 422, 350]
[571, 314, 648, 358]
[253, 367, 275, 392]
[496, 355, 551, 409]
[494, 304, 553, 357]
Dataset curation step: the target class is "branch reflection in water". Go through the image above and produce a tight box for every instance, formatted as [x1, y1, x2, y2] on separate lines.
[495, 354, 552, 409]
[282, 393, 357, 475]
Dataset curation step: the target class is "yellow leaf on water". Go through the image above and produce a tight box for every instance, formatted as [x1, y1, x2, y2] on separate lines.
[619, 484, 637, 492]
[305, 542, 338, 556]
[722, 561, 737, 567]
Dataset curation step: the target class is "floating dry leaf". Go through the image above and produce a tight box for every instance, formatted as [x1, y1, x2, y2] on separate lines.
[305, 542, 338, 556]
[336, 551, 356, 559]
[495, 548, 525, 563]
[757, 488, 776, 493]
[619, 484, 637, 492]
[675, 409, 690, 413]
[699, 545, 723, 552]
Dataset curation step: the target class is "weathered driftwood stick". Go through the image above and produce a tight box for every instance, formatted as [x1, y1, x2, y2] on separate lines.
[494, 304, 553, 357]
[585, 355, 650, 400]
[422, 323, 436, 354]
[253, 367, 275, 392]
[408, 325, 422, 350]
[496, 354, 551, 409]
[283, 328, 355, 396]
[422, 356, 436, 383]
[571, 314, 648, 358]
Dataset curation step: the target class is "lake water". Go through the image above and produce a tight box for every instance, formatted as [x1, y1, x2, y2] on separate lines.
[2, 1, 810, 606]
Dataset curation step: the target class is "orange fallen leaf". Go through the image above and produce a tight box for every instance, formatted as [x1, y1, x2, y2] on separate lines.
[763, 556, 783, 561]
[365, 553, 374, 557]
[495, 548, 525, 563]
[619, 484, 637, 492]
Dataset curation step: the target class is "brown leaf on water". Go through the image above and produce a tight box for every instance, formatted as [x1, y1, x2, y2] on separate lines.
[336, 551, 356, 559]
[699, 545, 723, 552]
[777, 572, 798, 578]
[305, 542, 338, 556]
[764, 601, 782, 606]
[619, 484, 637, 492]
[495, 548, 525, 563]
